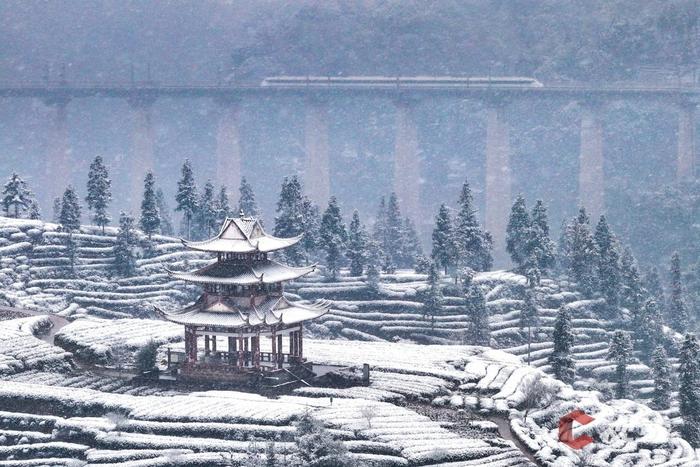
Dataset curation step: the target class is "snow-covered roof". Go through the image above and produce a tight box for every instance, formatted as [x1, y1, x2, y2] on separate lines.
[168, 260, 316, 286]
[182, 217, 302, 254]
[158, 295, 330, 328]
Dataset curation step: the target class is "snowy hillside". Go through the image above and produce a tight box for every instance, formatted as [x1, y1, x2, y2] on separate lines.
[0, 315, 696, 466]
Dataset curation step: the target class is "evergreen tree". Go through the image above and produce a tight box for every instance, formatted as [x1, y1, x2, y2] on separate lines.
[214, 186, 231, 225]
[464, 280, 490, 346]
[651, 345, 672, 410]
[85, 156, 112, 232]
[520, 290, 539, 364]
[607, 330, 632, 399]
[196, 180, 217, 238]
[423, 261, 443, 329]
[372, 197, 388, 270]
[2, 173, 32, 218]
[679, 333, 700, 446]
[669, 252, 689, 332]
[431, 204, 456, 275]
[238, 176, 259, 217]
[139, 172, 160, 240]
[346, 210, 367, 276]
[506, 195, 531, 269]
[568, 208, 598, 296]
[594, 215, 621, 309]
[175, 159, 198, 238]
[365, 239, 382, 291]
[644, 267, 666, 315]
[134, 340, 159, 373]
[529, 200, 555, 271]
[636, 298, 663, 362]
[293, 410, 356, 467]
[52, 197, 61, 223]
[556, 218, 575, 272]
[399, 218, 423, 268]
[453, 179, 493, 271]
[619, 247, 644, 315]
[384, 193, 402, 264]
[113, 212, 137, 276]
[274, 176, 305, 265]
[549, 306, 575, 385]
[300, 197, 321, 264]
[319, 197, 347, 279]
[155, 188, 174, 236]
[27, 199, 41, 220]
[59, 186, 82, 275]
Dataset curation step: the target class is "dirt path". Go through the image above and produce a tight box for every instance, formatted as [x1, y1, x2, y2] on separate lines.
[0, 305, 69, 344]
[486, 414, 541, 466]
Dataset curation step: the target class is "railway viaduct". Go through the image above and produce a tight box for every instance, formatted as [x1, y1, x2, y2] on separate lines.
[1, 76, 698, 260]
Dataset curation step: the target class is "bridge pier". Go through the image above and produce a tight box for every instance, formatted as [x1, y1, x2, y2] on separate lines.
[578, 101, 605, 220]
[215, 99, 242, 193]
[44, 97, 72, 206]
[304, 98, 330, 206]
[128, 94, 157, 212]
[484, 99, 512, 266]
[677, 100, 697, 180]
[393, 98, 421, 222]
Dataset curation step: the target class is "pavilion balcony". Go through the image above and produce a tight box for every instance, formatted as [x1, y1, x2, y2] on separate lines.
[165, 348, 303, 373]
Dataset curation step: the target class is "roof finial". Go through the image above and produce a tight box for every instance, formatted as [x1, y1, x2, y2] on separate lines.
[239, 209, 245, 218]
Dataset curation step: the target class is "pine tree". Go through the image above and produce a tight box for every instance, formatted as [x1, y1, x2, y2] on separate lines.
[399, 218, 423, 268]
[214, 186, 231, 225]
[432, 204, 456, 275]
[568, 208, 598, 297]
[139, 172, 160, 240]
[319, 197, 347, 279]
[238, 176, 259, 217]
[300, 197, 321, 264]
[644, 267, 666, 315]
[556, 218, 575, 272]
[669, 252, 689, 332]
[549, 306, 575, 385]
[464, 281, 490, 346]
[196, 180, 217, 238]
[85, 156, 112, 232]
[27, 199, 41, 220]
[52, 197, 62, 223]
[607, 330, 632, 399]
[506, 195, 531, 269]
[2, 173, 32, 218]
[59, 186, 82, 275]
[636, 298, 663, 362]
[384, 193, 404, 268]
[453, 179, 493, 271]
[274, 176, 305, 265]
[155, 188, 174, 236]
[175, 159, 198, 238]
[619, 247, 644, 315]
[346, 210, 368, 276]
[651, 345, 672, 410]
[423, 262, 443, 330]
[372, 197, 388, 269]
[679, 333, 700, 446]
[113, 212, 137, 276]
[529, 200, 555, 271]
[520, 290, 539, 364]
[365, 239, 382, 291]
[594, 215, 621, 309]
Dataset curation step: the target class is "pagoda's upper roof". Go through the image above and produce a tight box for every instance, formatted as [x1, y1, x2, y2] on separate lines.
[168, 260, 315, 286]
[182, 216, 302, 254]
[157, 294, 330, 328]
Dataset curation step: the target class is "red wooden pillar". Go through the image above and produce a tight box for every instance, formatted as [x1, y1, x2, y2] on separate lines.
[298, 323, 304, 360]
[253, 334, 261, 368]
[211, 335, 217, 352]
[185, 326, 198, 363]
[228, 336, 236, 365]
[277, 334, 283, 368]
[271, 331, 277, 363]
[237, 336, 245, 368]
[289, 331, 295, 356]
[204, 335, 210, 354]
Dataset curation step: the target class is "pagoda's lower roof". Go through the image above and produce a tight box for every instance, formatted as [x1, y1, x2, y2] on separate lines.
[157, 294, 330, 328]
[168, 260, 316, 286]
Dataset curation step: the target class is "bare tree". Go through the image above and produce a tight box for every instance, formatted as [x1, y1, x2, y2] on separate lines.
[520, 373, 554, 421]
[360, 405, 376, 429]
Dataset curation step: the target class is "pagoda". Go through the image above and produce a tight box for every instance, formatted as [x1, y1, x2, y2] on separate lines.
[159, 213, 329, 381]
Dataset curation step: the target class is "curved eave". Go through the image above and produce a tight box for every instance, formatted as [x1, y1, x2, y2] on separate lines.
[167, 262, 316, 286]
[181, 233, 303, 254]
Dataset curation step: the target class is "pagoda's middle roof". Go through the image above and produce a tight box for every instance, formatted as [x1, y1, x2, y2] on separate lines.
[183, 217, 302, 253]
[168, 259, 316, 285]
